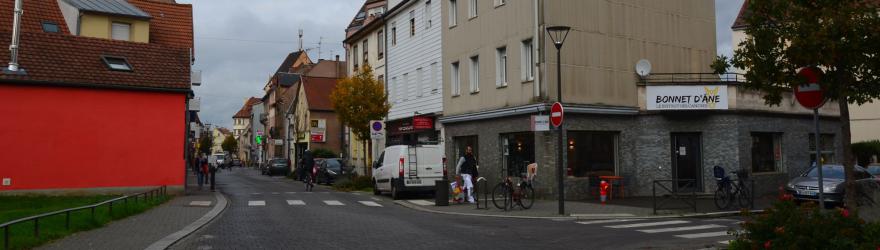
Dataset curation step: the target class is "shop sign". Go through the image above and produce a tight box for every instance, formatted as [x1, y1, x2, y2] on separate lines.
[413, 116, 434, 130]
[531, 115, 550, 131]
[274, 139, 283, 146]
[310, 131, 325, 142]
[646, 85, 728, 110]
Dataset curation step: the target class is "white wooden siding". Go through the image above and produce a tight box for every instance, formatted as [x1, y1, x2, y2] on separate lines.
[386, 0, 443, 121]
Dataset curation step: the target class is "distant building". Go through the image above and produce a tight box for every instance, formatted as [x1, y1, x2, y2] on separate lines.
[0, 0, 194, 194]
[234, 97, 261, 162]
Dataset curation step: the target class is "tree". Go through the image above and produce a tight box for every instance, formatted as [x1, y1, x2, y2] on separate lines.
[198, 136, 212, 156]
[330, 64, 391, 174]
[718, 0, 880, 207]
[222, 136, 238, 155]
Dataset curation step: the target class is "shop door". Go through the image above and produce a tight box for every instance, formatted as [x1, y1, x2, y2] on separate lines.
[671, 133, 702, 192]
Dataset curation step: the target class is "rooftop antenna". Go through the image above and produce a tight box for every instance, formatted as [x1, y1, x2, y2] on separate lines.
[318, 37, 323, 60]
[298, 29, 303, 52]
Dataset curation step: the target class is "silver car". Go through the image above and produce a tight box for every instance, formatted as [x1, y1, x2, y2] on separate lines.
[785, 164, 873, 204]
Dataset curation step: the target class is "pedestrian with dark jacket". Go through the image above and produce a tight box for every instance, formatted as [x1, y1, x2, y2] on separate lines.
[199, 155, 209, 189]
[456, 146, 478, 203]
[302, 150, 315, 181]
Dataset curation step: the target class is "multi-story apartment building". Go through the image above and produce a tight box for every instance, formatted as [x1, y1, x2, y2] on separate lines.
[344, 0, 387, 174]
[234, 97, 261, 161]
[262, 51, 312, 159]
[440, 0, 842, 198]
[384, 0, 444, 148]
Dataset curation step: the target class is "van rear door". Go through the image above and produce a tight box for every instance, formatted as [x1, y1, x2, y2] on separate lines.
[416, 146, 443, 179]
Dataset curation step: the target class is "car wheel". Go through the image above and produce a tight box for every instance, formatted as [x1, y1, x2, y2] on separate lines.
[373, 180, 380, 195]
[391, 180, 401, 200]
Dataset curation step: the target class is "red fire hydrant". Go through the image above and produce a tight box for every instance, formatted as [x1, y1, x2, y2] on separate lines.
[599, 180, 609, 204]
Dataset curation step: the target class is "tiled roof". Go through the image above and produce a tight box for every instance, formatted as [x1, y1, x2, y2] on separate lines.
[301, 76, 339, 112]
[305, 60, 346, 78]
[128, 0, 194, 50]
[62, 0, 152, 19]
[0, 0, 191, 90]
[233, 97, 262, 118]
[276, 51, 305, 73]
[731, 0, 750, 30]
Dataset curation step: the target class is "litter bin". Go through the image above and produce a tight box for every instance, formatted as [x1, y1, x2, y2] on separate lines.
[435, 179, 449, 206]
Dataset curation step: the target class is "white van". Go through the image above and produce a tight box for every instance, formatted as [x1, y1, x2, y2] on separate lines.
[372, 145, 445, 199]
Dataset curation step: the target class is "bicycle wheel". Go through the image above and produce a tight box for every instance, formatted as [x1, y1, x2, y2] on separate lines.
[737, 184, 752, 209]
[714, 186, 732, 210]
[492, 183, 510, 210]
[518, 185, 535, 209]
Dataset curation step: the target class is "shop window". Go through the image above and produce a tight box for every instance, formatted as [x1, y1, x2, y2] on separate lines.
[809, 133, 836, 165]
[501, 133, 535, 177]
[751, 133, 783, 173]
[567, 131, 618, 177]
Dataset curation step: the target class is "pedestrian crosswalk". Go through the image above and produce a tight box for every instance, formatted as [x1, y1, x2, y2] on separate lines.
[575, 218, 739, 244]
[243, 199, 385, 207]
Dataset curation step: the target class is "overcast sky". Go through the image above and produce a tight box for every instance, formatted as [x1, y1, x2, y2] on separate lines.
[185, 0, 744, 129]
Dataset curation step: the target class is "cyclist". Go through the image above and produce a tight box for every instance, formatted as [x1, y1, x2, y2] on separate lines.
[302, 150, 316, 191]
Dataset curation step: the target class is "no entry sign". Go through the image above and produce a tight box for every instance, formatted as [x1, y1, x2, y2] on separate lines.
[795, 67, 826, 110]
[551, 102, 564, 127]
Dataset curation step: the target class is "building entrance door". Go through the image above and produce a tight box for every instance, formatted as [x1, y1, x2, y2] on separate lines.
[671, 133, 702, 192]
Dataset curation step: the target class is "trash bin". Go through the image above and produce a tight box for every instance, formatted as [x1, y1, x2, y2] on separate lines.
[435, 179, 449, 206]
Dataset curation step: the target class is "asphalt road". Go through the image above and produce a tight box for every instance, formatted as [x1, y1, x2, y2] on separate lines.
[171, 168, 740, 250]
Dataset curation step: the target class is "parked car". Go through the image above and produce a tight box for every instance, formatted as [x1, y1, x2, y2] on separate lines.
[265, 158, 290, 176]
[785, 164, 874, 205]
[372, 145, 445, 199]
[316, 158, 345, 185]
[209, 153, 226, 169]
[866, 165, 880, 178]
[231, 159, 243, 168]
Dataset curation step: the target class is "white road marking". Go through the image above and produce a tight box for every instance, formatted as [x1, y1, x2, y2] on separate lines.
[408, 200, 435, 206]
[286, 200, 305, 205]
[248, 201, 266, 206]
[188, 201, 212, 207]
[271, 192, 279, 194]
[351, 192, 361, 195]
[285, 192, 297, 194]
[719, 240, 732, 245]
[675, 231, 731, 239]
[637, 224, 726, 233]
[359, 201, 383, 207]
[323, 200, 344, 206]
[571, 213, 635, 217]
[251, 193, 261, 195]
[371, 197, 382, 201]
[575, 219, 646, 225]
[605, 220, 690, 229]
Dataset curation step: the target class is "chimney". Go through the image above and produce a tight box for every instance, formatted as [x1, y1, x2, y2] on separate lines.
[7, 0, 24, 72]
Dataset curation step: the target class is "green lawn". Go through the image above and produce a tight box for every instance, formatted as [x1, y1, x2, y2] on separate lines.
[0, 195, 170, 250]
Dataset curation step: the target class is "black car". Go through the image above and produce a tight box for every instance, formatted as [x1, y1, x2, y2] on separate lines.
[316, 158, 345, 185]
[266, 158, 290, 176]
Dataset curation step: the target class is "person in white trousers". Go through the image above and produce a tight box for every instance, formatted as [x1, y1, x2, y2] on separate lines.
[456, 146, 479, 203]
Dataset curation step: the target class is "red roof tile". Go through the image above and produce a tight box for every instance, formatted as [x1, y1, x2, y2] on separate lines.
[128, 0, 194, 50]
[233, 97, 262, 118]
[0, 0, 191, 90]
[301, 76, 340, 111]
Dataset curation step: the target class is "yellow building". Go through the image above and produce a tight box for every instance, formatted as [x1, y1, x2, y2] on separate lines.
[58, 0, 152, 43]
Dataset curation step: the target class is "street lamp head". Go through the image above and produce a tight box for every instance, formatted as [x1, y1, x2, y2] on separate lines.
[546, 26, 571, 49]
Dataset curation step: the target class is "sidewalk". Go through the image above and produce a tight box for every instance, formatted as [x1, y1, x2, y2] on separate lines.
[394, 194, 775, 220]
[38, 173, 226, 250]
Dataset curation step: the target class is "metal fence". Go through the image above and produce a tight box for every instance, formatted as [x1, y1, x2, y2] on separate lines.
[1, 186, 167, 250]
[652, 179, 697, 215]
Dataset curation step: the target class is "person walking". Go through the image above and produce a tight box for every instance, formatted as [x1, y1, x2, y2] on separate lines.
[210, 156, 218, 192]
[199, 155, 209, 189]
[456, 146, 479, 203]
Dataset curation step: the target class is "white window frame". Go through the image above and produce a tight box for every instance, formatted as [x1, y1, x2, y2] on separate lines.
[449, 0, 458, 27]
[377, 30, 384, 59]
[494, 0, 506, 7]
[111, 22, 131, 41]
[468, 0, 477, 18]
[425, 1, 432, 29]
[496, 46, 507, 87]
[469, 55, 480, 93]
[391, 22, 397, 46]
[353, 44, 359, 69]
[391, 77, 398, 103]
[410, 11, 416, 37]
[521, 39, 534, 81]
[451, 62, 460, 96]
[362, 39, 369, 64]
[403, 73, 410, 101]
[430, 62, 439, 93]
[416, 68, 424, 97]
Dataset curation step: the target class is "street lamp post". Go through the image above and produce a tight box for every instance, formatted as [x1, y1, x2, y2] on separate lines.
[547, 25, 571, 215]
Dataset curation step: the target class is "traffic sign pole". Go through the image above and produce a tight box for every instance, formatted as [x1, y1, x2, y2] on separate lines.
[796, 67, 826, 210]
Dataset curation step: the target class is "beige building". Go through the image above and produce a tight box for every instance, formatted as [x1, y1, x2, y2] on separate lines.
[440, 0, 843, 199]
[343, 0, 388, 174]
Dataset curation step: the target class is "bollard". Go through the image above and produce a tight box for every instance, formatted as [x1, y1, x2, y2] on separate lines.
[435, 180, 449, 206]
[599, 180, 609, 204]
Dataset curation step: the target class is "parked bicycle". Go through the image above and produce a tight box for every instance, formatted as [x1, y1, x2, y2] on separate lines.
[713, 166, 752, 210]
[492, 174, 535, 210]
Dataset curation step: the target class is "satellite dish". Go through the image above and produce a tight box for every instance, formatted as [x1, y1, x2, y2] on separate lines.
[635, 59, 652, 78]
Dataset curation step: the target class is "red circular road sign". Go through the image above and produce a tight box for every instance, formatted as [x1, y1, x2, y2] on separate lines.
[550, 102, 564, 127]
[794, 67, 826, 110]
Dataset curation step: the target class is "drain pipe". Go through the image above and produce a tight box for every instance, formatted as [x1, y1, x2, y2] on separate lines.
[7, 0, 23, 72]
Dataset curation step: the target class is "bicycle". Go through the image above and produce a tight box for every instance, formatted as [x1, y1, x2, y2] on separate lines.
[492, 174, 535, 210]
[713, 166, 752, 210]
[304, 165, 317, 192]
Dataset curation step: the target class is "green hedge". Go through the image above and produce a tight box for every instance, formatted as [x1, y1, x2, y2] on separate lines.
[852, 140, 880, 166]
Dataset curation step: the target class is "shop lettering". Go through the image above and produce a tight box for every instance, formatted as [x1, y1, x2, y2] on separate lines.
[655, 94, 721, 104]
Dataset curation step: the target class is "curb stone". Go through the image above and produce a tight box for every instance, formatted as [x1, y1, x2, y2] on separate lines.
[145, 192, 228, 250]
[393, 200, 762, 221]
